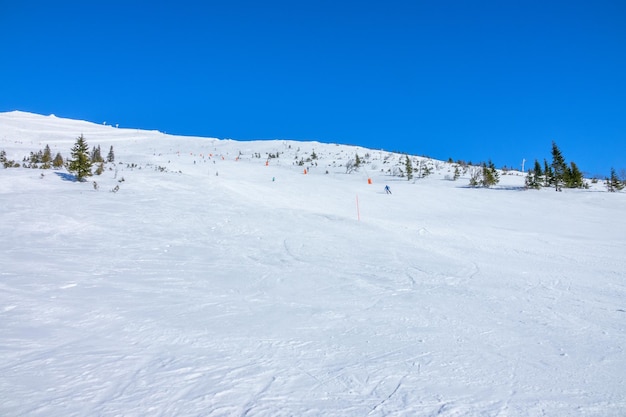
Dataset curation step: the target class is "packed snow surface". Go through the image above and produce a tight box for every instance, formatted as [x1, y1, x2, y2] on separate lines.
[1, 111, 625, 416]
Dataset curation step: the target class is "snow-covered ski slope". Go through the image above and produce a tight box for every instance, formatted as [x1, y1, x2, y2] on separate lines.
[1, 111, 625, 416]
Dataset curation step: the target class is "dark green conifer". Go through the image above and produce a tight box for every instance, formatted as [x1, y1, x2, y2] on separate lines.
[551, 142, 568, 191]
[607, 167, 624, 192]
[543, 159, 553, 187]
[567, 162, 584, 188]
[68, 134, 92, 181]
[405, 155, 413, 181]
[525, 159, 543, 189]
[91, 145, 103, 163]
[481, 160, 499, 187]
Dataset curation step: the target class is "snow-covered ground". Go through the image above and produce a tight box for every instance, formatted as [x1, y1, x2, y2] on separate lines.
[1, 111, 625, 416]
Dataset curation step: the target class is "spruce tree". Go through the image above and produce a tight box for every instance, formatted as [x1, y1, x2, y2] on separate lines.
[468, 161, 499, 188]
[525, 159, 543, 189]
[91, 145, 103, 163]
[607, 167, 624, 192]
[107, 146, 115, 163]
[469, 167, 481, 187]
[53, 152, 64, 169]
[28, 151, 41, 167]
[543, 159, 553, 187]
[533, 159, 544, 184]
[551, 141, 567, 191]
[405, 155, 413, 181]
[567, 162, 584, 188]
[68, 134, 92, 181]
[453, 165, 461, 180]
[1, 150, 17, 168]
[42, 145, 52, 167]
[481, 160, 500, 187]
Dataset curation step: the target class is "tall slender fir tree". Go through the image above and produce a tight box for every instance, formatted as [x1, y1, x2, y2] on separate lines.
[607, 167, 624, 192]
[405, 155, 413, 181]
[551, 141, 567, 191]
[107, 146, 115, 163]
[543, 159, 553, 187]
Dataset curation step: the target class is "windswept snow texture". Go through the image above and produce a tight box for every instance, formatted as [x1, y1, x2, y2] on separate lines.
[1, 111, 625, 416]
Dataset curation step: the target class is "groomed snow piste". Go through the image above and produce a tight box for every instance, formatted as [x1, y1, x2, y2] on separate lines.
[1, 111, 625, 416]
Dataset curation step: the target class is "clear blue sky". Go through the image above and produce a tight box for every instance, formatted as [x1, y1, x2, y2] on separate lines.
[1, 0, 624, 177]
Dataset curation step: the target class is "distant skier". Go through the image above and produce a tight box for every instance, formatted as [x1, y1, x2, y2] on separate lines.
[384, 185, 391, 194]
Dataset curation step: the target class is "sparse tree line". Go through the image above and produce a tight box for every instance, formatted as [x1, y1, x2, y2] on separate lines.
[1, 145, 66, 169]
[379, 153, 484, 184]
[525, 141, 584, 191]
[525, 141, 624, 192]
[1, 134, 115, 182]
[335, 141, 624, 192]
[3, 137, 624, 192]
[334, 151, 484, 184]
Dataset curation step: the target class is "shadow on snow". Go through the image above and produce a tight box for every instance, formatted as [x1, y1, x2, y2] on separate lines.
[55, 172, 78, 182]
